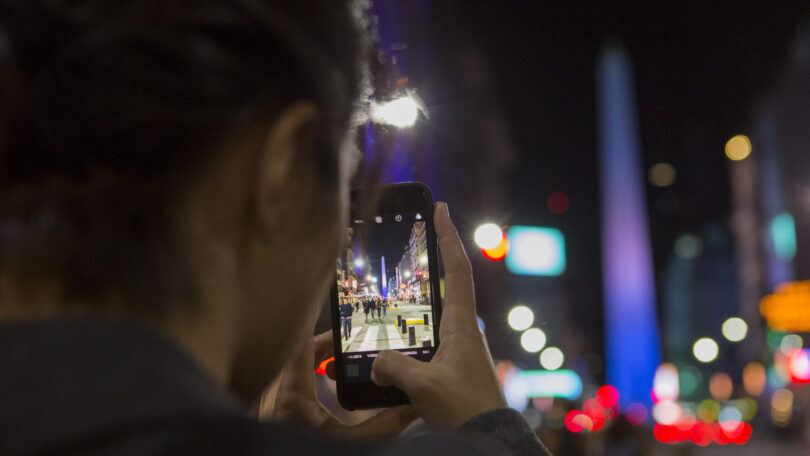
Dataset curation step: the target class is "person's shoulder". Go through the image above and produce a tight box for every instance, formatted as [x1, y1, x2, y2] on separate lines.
[157, 417, 501, 456]
[157, 416, 376, 455]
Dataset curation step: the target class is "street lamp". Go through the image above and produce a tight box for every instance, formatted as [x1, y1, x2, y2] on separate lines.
[403, 270, 412, 279]
[371, 96, 419, 127]
[354, 258, 365, 268]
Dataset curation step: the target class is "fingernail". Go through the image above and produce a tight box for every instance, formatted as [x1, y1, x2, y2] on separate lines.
[440, 202, 450, 220]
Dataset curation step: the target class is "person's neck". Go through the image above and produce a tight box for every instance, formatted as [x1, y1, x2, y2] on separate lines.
[159, 305, 236, 389]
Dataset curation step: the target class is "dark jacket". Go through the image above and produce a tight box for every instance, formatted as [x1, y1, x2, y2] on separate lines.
[340, 303, 353, 318]
[0, 317, 551, 455]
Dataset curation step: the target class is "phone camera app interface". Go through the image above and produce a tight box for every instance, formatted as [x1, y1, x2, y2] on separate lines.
[337, 212, 436, 382]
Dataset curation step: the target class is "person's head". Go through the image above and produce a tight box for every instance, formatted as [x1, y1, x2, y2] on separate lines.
[0, 0, 370, 399]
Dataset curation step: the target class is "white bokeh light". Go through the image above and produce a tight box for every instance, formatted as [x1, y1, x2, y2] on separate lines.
[507, 306, 534, 331]
[721, 317, 748, 342]
[780, 334, 803, 354]
[540, 347, 564, 370]
[520, 328, 547, 353]
[474, 223, 504, 250]
[693, 338, 719, 363]
[652, 401, 682, 425]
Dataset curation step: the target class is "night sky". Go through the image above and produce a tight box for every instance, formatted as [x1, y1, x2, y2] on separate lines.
[464, 1, 809, 268]
[356, 217, 421, 280]
[387, 1, 810, 364]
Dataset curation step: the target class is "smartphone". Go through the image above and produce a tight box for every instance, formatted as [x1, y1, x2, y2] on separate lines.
[330, 182, 442, 410]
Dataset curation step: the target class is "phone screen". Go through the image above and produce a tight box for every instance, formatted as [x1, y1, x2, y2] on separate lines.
[336, 210, 438, 384]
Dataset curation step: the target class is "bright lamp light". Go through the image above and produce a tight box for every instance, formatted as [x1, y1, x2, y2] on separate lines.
[540, 347, 564, 370]
[721, 317, 747, 342]
[474, 223, 503, 250]
[521, 328, 547, 353]
[507, 306, 534, 331]
[693, 338, 719, 363]
[372, 97, 419, 127]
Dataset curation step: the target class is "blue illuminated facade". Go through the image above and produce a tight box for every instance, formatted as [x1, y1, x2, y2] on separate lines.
[597, 44, 662, 409]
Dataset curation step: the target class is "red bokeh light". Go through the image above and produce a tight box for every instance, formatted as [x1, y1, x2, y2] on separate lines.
[655, 419, 753, 446]
[565, 410, 593, 433]
[481, 232, 509, 260]
[690, 421, 715, 446]
[547, 191, 570, 214]
[596, 385, 620, 408]
[786, 348, 810, 383]
[719, 421, 752, 444]
[585, 405, 606, 431]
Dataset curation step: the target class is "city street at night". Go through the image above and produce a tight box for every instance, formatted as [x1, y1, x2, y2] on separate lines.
[341, 300, 434, 353]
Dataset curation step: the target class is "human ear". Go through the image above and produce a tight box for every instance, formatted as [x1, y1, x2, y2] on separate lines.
[252, 100, 321, 241]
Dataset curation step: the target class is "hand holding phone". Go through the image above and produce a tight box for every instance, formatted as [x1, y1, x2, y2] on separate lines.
[371, 202, 508, 427]
[258, 330, 417, 438]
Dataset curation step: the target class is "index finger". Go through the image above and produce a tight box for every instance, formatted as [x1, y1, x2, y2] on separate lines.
[312, 330, 334, 370]
[433, 202, 478, 333]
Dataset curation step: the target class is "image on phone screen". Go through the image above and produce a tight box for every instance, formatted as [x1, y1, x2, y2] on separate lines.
[336, 211, 438, 384]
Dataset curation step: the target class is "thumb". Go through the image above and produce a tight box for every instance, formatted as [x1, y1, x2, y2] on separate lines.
[371, 350, 427, 392]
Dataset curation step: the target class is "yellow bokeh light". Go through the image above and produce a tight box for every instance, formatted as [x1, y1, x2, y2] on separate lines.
[648, 163, 676, 187]
[725, 135, 752, 161]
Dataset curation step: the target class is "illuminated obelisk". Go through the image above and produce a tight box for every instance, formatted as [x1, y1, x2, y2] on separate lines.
[381, 256, 387, 299]
[597, 43, 661, 409]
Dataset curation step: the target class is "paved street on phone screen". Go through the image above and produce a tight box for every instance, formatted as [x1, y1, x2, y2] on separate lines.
[341, 300, 434, 353]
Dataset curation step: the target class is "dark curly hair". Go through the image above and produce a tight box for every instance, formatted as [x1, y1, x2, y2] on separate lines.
[0, 0, 371, 316]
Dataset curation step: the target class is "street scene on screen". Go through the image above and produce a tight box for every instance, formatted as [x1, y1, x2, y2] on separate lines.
[337, 215, 434, 353]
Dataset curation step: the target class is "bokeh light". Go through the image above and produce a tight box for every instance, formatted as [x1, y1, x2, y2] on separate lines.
[718, 405, 742, 423]
[477, 316, 486, 334]
[504, 226, 566, 276]
[770, 389, 793, 426]
[674, 234, 703, 260]
[785, 348, 810, 383]
[596, 385, 620, 408]
[652, 363, 679, 403]
[648, 163, 677, 187]
[481, 232, 510, 261]
[693, 338, 719, 363]
[731, 398, 758, 421]
[709, 372, 733, 401]
[742, 362, 766, 396]
[520, 328, 547, 353]
[625, 403, 648, 425]
[652, 401, 681, 425]
[565, 410, 593, 433]
[507, 305, 534, 331]
[725, 134, 752, 161]
[697, 399, 720, 422]
[547, 191, 570, 214]
[679, 366, 702, 396]
[721, 317, 748, 342]
[540, 347, 564, 370]
[780, 334, 803, 354]
[474, 223, 504, 250]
